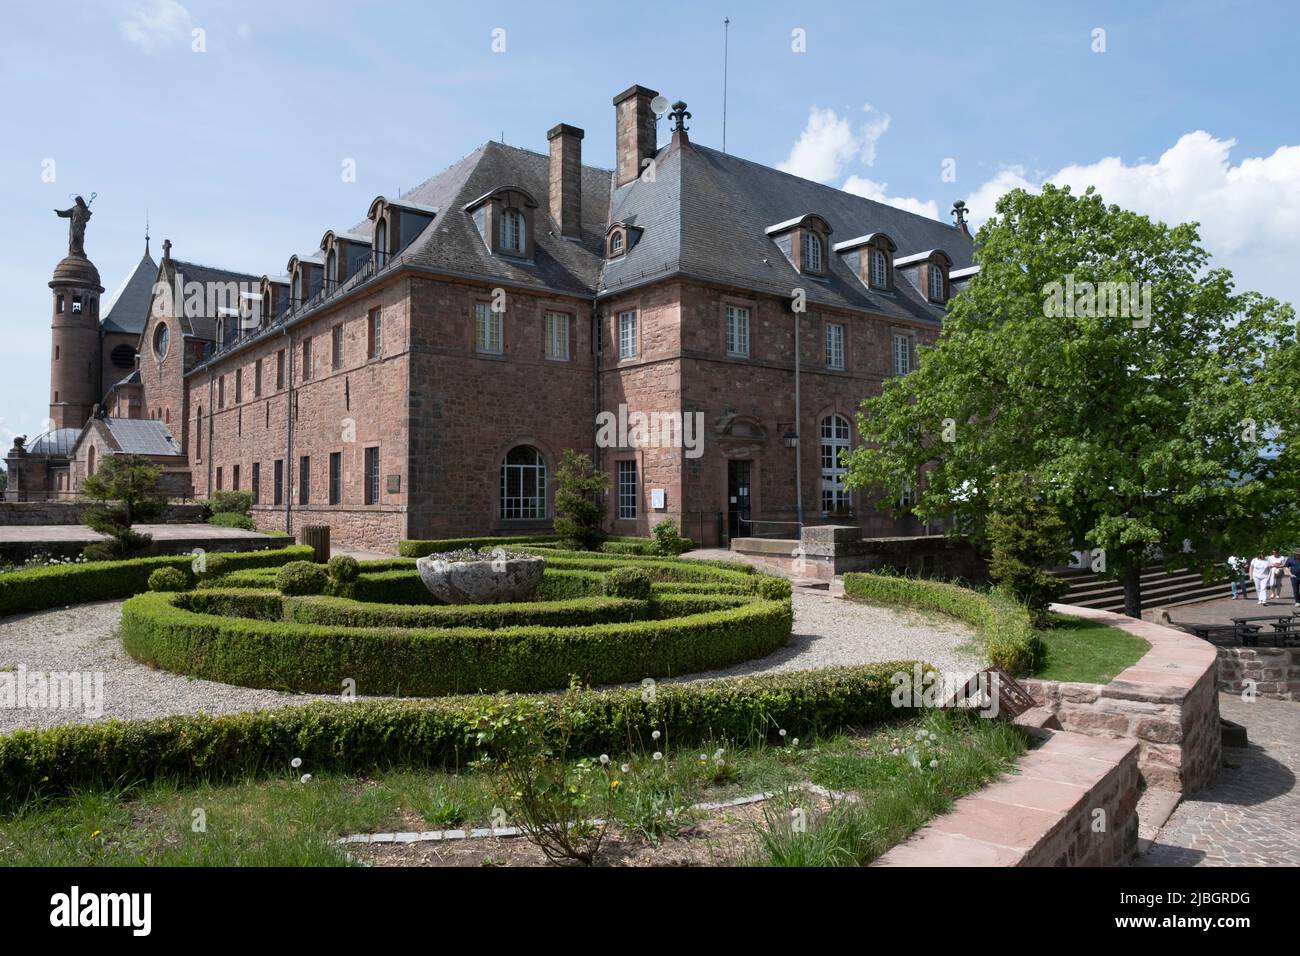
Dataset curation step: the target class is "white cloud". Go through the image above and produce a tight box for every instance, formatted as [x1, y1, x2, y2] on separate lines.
[120, 0, 194, 52]
[842, 175, 939, 220]
[965, 132, 1300, 303]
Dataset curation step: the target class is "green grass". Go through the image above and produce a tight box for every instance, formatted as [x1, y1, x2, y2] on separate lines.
[1031, 612, 1150, 683]
[0, 711, 1028, 867]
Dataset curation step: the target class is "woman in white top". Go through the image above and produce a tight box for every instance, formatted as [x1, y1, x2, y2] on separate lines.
[1268, 550, 1286, 599]
[1250, 554, 1273, 606]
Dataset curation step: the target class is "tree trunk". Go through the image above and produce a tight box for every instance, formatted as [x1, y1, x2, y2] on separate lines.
[1122, 564, 1143, 618]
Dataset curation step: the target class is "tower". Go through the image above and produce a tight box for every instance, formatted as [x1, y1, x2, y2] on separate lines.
[48, 196, 104, 430]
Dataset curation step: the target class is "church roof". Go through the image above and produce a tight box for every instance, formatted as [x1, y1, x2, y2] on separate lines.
[101, 249, 158, 335]
[26, 427, 80, 457]
[80, 417, 185, 457]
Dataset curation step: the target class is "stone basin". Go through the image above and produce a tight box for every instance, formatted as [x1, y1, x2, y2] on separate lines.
[415, 553, 546, 604]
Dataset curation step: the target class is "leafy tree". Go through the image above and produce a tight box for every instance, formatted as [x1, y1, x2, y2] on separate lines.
[986, 473, 1071, 623]
[81, 453, 164, 559]
[553, 449, 608, 551]
[843, 185, 1300, 617]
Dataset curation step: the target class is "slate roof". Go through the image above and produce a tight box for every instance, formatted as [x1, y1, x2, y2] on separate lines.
[166, 258, 261, 342]
[26, 428, 80, 457]
[99, 418, 184, 456]
[100, 250, 158, 335]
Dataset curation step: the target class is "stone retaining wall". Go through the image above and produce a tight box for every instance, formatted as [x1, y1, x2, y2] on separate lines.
[875, 728, 1140, 866]
[1217, 646, 1300, 701]
[730, 527, 988, 583]
[0, 501, 205, 526]
[1022, 604, 1221, 794]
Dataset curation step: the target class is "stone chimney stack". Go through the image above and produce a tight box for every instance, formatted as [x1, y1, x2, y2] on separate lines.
[547, 123, 585, 239]
[613, 84, 659, 188]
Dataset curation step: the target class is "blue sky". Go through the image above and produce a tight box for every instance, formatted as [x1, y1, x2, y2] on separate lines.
[2, 0, 1298, 444]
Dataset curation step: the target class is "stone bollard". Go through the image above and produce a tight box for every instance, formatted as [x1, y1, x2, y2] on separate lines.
[300, 524, 331, 563]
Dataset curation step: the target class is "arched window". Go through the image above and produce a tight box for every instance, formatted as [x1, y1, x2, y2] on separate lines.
[326, 249, 338, 289]
[820, 414, 851, 514]
[375, 219, 388, 265]
[87, 445, 96, 477]
[291, 271, 302, 305]
[610, 230, 624, 255]
[500, 445, 546, 519]
[805, 232, 824, 273]
[499, 208, 524, 255]
[153, 322, 170, 360]
[870, 248, 890, 288]
[928, 263, 946, 301]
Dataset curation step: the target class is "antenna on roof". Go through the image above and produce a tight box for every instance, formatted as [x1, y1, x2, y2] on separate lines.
[722, 15, 733, 154]
[145, 210, 150, 256]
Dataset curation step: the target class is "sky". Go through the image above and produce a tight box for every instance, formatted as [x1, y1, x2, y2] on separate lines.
[2, 0, 1299, 446]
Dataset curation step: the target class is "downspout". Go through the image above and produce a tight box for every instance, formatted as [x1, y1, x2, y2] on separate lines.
[284, 328, 295, 533]
[793, 307, 804, 530]
[206, 371, 213, 498]
[591, 295, 602, 529]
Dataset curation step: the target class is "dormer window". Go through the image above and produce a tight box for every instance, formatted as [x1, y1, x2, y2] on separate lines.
[499, 208, 525, 255]
[374, 219, 388, 265]
[805, 233, 824, 273]
[605, 222, 642, 259]
[870, 249, 889, 288]
[928, 263, 946, 302]
[610, 231, 624, 255]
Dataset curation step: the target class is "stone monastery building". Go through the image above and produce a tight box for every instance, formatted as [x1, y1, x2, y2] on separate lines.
[19, 83, 977, 551]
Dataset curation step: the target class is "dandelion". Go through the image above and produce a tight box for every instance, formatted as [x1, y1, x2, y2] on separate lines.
[611, 780, 621, 791]
[90, 830, 101, 839]
[621, 763, 630, 774]
[599, 754, 610, 765]
[713, 748, 725, 759]
[653, 751, 663, 761]
[291, 757, 303, 769]
[652, 730, 661, 741]
[791, 738, 799, 747]
[779, 729, 787, 738]
[699, 754, 708, 761]
[300, 773, 313, 783]
[929, 759, 939, 769]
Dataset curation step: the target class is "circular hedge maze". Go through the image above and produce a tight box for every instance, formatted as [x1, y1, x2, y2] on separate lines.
[120, 551, 793, 697]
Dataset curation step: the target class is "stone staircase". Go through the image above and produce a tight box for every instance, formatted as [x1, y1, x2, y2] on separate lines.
[1051, 566, 1230, 614]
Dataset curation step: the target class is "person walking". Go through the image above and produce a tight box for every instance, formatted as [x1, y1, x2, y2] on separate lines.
[1286, 549, 1300, 607]
[1268, 549, 1286, 599]
[1227, 555, 1249, 600]
[1249, 553, 1273, 606]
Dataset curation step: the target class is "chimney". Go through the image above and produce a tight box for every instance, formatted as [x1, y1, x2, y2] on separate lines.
[547, 123, 585, 239]
[613, 84, 659, 188]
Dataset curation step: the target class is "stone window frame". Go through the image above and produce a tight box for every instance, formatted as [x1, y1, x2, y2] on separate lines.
[542, 308, 573, 362]
[367, 307, 382, 360]
[363, 445, 380, 506]
[615, 456, 639, 522]
[891, 327, 916, 377]
[153, 321, 170, 361]
[865, 234, 897, 291]
[824, 318, 847, 371]
[926, 258, 949, 304]
[720, 294, 756, 360]
[301, 336, 314, 382]
[499, 443, 550, 522]
[328, 450, 343, 506]
[818, 410, 854, 516]
[254, 358, 263, 398]
[474, 297, 506, 356]
[617, 308, 639, 361]
[331, 323, 344, 370]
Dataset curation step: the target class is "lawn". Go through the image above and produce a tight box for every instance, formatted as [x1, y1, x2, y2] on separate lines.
[0, 709, 1028, 867]
[1032, 612, 1150, 683]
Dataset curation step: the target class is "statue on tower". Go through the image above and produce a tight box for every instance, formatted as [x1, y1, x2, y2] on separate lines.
[54, 195, 93, 257]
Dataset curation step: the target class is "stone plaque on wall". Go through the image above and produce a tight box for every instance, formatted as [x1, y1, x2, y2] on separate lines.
[386, 474, 400, 494]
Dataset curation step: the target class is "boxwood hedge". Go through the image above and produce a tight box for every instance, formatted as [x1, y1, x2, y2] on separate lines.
[842, 572, 1042, 675]
[0, 661, 926, 809]
[120, 590, 793, 696]
[397, 535, 559, 558]
[0, 545, 314, 618]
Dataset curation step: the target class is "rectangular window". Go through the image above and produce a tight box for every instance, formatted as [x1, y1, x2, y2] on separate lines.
[364, 446, 380, 505]
[870, 249, 889, 288]
[302, 338, 313, 381]
[331, 325, 343, 369]
[329, 452, 341, 505]
[217, 376, 225, 409]
[72, 296, 83, 314]
[892, 334, 911, 376]
[196, 408, 203, 460]
[273, 459, 283, 505]
[235, 368, 243, 403]
[826, 322, 845, 370]
[475, 302, 503, 354]
[215, 466, 223, 491]
[276, 349, 285, 389]
[298, 456, 310, 505]
[725, 305, 750, 357]
[254, 359, 263, 397]
[899, 481, 915, 510]
[252, 462, 261, 505]
[367, 308, 382, 359]
[544, 311, 569, 360]
[233, 464, 241, 491]
[618, 310, 637, 359]
[617, 460, 638, 520]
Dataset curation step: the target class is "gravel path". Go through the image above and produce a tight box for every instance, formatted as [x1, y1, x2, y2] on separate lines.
[0, 592, 983, 733]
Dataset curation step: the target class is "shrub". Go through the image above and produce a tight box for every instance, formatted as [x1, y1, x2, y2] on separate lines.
[751, 575, 793, 601]
[0, 662, 921, 809]
[0, 545, 313, 617]
[986, 473, 1071, 623]
[842, 572, 1042, 676]
[327, 554, 360, 583]
[81, 454, 164, 558]
[553, 450, 607, 551]
[208, 490, 253, 516]
[81, 541, 122, 563]
[147, 567, 190, 592]
[653, 519, 692, 556]
[119, 591, 792, 696]
[398, 535, 558, 558]
[208, 512, 255, 530]
[604, 566, 653, 600]
[276, 561, 328, 596]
